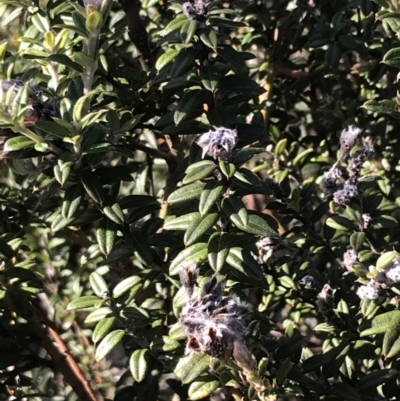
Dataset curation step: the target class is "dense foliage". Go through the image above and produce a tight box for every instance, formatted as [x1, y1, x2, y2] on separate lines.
[2, 0, 400, 400]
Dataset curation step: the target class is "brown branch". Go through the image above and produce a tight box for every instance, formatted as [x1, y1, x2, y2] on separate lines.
[25, 305, 101, 401]
[134, 142, 176, 165]
[120, 0, 153, 70]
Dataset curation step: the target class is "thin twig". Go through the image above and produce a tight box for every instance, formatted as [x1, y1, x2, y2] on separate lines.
[25, 304, 101, 401]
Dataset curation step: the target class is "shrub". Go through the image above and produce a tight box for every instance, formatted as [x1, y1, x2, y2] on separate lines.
[1, 0, 400, 400]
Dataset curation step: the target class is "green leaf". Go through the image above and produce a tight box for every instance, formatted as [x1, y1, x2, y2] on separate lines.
[51, 213, 75, 232]
[331, 383, 360, 401]
[222, 197, 249, 227]
[356, 369, 397, 390]
[199, 29, 218, 49]
[128, 232, 154, 264]
[36, 120, 71, 138]
[80, 170, 105, 203]
[156, 48, 180, 71]
[4, 136, 35, 152]
[209, 16, 246, 28]
[376, 251, 397, 270]
[120, 114, 145, 133]
[119, 195, 159, 209]
[96, 218, 117, 255]
[164, 212, 201, 231]
[217, 74, 263, 94]
[169, 242, 208, 275]
[372, 215, 398, 229]
[161, 15, 187, 36]
[350, 232, 366, 251]
[338, 34, 366, 55]
[95, 329, 125, 361]
[226, 247, 264, 280]
[325, 216, 354, 231]
[168, 182, 206, 204]
[362, 100, 400, 119]
[48, 54, 84, 72]
[232, 148, 265, 166]
[174, 89, 205, 125]
[188, 376, 219, 400]
[151, 336, 180, 352]
[171, 47, 197, 78]
[67, 296, 100, 310]
[180, 19, 197, 44]
[90, 272, 109, 298]
[360, 310, 400, 336]
[0, 239, 15, 258]
[217, 44, 247, 67]
[382, 47, 400, 68]
[121, 306, 150, 322]
[234, 169, 262, 186]
[84, 307, 113, 324]
[86, 10, 102, 32]
[92, 317, 116, 343]
[199, 181, 224, 215]
[200, 66, 220, 91]
[233, 212, 278, 237]
[184, 213, 218, 246]
[112, 276, 141, 298]
[62, 184, 86, 219]
[276, 358, 294, 386]
[208, 232, 230, 271]
[183, 160, 217, 184]
[174, 353, 210, 384]
[103, 202, 125, 225]
[130, 349, 150, 382]
[325, 41, 342, 68]
[22, 48, 48, 59]
[219, 161, 236, 178]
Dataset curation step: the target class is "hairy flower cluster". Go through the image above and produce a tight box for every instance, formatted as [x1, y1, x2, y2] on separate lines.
[382, 260, 400, 286]
[339, 125, 361, 158]
[356, 283, 379, 300]
[333, 183, 358, 205]
[342, 249, 358, 271]
[322, 125, 373, 206]
[322, 167, 342, 192]
[348, 147, 374, 183]
[182, 0, 209, 21]
[179, 270, 252, 364]
[356, 260, 400, 300]
[196, 127, 238, 161]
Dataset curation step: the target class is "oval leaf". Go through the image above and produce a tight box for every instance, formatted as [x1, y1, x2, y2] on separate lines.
[90, 272, 109, 298]
[169, 242, 208, 275]
[95, 329, 125, 361]
[184, 213, 218, 246]
[130, 349, 150, 382]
